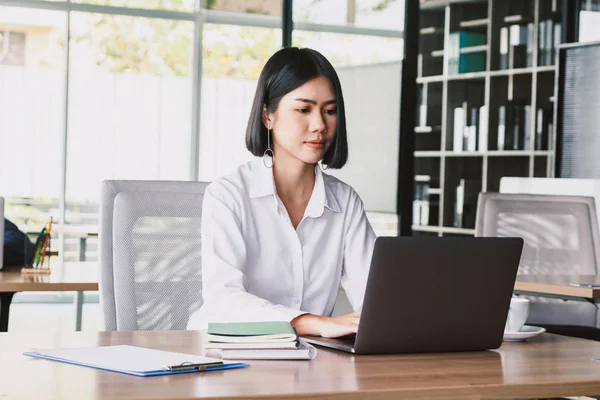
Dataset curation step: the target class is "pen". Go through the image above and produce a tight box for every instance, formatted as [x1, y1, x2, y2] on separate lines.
[164, 361, 224, 371]
[40, 217, 53, 268]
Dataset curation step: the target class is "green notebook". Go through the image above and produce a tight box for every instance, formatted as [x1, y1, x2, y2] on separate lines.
[207, 322, 297, 343]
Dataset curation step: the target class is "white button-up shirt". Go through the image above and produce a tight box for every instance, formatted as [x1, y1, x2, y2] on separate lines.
[187, 158, 376, 329]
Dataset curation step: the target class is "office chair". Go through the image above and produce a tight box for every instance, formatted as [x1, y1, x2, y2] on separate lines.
[475, 192, 600, 340]
[99, 180, 208, 331]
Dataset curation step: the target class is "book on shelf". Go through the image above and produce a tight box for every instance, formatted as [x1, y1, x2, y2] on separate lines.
[539, 20, 547, 66]
[447, 31, 486, 75]
[498, 105, 506, 150]
[536, 108, 544, 150]
[548, 121, 553, 150]
[511, 105, 521, 151]
[452, 102, 484, 152]
[454, 180, 465, 229]
[499, 27, 509, 70]
[523, 105, 532, 150]
[527, 23, 535, 67]
[545, 19, 554, 66]
[478, 105, 489, 151]
[509, 24, 528, 69]
[496, 104, 532, 151]
[453, 103, 466, 152]
[497, 22, 535, 70]
[467, 107, 478, 152]
[413, 175, 431, 226]
[553, 23, 562, 64]
[539, 20, 561, 66]
[453, 179, 481, 229]
[417, 85, 428, 127]
[535, 107, 553, 151]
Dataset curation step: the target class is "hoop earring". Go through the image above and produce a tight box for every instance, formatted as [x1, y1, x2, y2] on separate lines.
[263, 128, 274, 169]
[320, 161, 329, 171]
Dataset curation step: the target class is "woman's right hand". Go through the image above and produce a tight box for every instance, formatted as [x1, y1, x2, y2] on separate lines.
[291, 312, 360, 338]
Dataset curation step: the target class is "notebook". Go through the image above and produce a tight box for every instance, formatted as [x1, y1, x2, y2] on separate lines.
[24, 345, 248, 377]
[207, 321, 298, 343]
[208, 340, 317, 360]
[205, 341, 299, 350]
[206, 321, 315, 360]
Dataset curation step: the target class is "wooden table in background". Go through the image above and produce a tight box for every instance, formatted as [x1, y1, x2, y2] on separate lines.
[3, 330, 600, 399]
[0, 262, 98, 332]
[515, 275, 600, 303]
[53, 224, 98, 261]
[25, 224, 98, 261]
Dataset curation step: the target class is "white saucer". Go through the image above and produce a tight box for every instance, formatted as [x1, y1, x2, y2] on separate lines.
[503, 325, 546, 342]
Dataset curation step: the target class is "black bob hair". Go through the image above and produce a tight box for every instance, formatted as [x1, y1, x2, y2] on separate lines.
[245, 47, 348, 169]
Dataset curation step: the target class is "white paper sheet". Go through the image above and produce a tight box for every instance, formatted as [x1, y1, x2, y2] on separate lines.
[29, 345, 227, 373]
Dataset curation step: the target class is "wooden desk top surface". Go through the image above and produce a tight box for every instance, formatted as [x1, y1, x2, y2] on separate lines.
[3, 330, 600, 400]
[515, 274, 600, 299]
[0, 262, 98, 292]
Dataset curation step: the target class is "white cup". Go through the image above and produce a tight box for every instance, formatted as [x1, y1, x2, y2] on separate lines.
[504, 298, 530, 333]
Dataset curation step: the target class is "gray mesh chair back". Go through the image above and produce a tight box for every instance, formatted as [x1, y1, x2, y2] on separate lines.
[100, 181, 208, 331]
[475, 192, 600, 329]
[0, 197, 4, 269]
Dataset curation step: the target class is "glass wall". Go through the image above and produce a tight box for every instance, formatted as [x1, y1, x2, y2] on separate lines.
[198, 24, 280, 181]
[294, 0, 405, 30]
[293, 0, 404, 236]
[0, 6, 66, 229]
[207, 0, 281, 15]
[70, 0, 196, 11]
[0, 0, 405, 262]
[65, 13, 194, 223]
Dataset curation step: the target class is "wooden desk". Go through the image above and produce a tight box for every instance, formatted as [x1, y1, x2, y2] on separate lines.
[0, 262, 98, 332]
[52, 225, 98, 261]
[515, 275, 600, 302]
[4, 330, 600, 399]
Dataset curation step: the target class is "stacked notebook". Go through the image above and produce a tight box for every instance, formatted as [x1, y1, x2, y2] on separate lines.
[206, 321, 317, 360]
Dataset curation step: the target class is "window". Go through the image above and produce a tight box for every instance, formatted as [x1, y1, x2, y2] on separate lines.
[293, 30, 403, 236]
[0, 31, 26, 66]
[198, 24, 280, 181]
[2, 0, 406, 251]
[0, 6, 66, 228]
[206, 0, 281, 15]
[294, 0, 404, 31]
[65, 12, 194, 234]
[71, 0, 196, 12]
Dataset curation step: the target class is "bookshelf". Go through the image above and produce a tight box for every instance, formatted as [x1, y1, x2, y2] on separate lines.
[413, 0, 563, 236]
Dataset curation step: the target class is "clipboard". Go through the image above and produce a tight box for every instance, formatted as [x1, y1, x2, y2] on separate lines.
[24, 345, 248, 377]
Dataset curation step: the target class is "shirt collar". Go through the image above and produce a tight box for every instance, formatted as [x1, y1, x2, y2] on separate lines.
[249, 158, 341, 215]
[249, 158, 276, 199]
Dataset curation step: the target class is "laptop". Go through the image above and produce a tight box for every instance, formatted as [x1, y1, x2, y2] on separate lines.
[0, 197, 4, 269]
[303, 236, 524, 354]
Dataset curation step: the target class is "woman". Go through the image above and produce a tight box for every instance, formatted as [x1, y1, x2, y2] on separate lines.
[187, 47, 376, 339]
